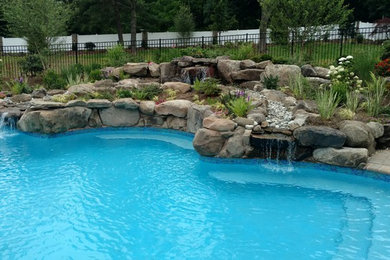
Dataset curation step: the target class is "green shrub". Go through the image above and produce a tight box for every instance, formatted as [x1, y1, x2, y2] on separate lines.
[88, 69, 102, 82]
[381, 40, 390, 60]
[352, 50, 379, 83]
[43, 70, 67, 90]
[106, 45, 129, 67]
[84, 63, 102, 75]
[8, 78, 32, 95]
[227, 97, 255, 117]
[316, 89, 340, 119]
[262, 75, 279, 89]
[289, 74, 314, 99]
[193, 78, 221, 96]
[18, 54, 44, 76]
[130, 84, 162, 100]
[346, 91, 360, 112]
[366, 72, 387, 117]
[331, 81, 348, 103]
[231, 43, 254, 60]
[91, 91, 114, 101]
[117, 88, 132, 98]
[51, 94, 77, 103]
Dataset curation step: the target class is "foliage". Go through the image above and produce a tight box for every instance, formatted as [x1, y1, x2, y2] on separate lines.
[84, 63, 102, 75]
[193, 78, 222, 96]
[117, 88, 133, 98]
[345, 91, 360, 113]
[173, 5, 195, 38]
[205, 0, 238, 34]
[262, 75, 279, 89]
[375, 58, 390, 77]
[316, 88, 340, 119]
[352, 51, 379, 83]
[106, 45, 128, 67]
[130, 84, 162, 100]
[43, 70, 67, 90]
[381, 40, 390, 60]
[7, 78, 32, 95]
[2, 0, 70, 53]
[288, 74, 314, 99]
[18, 55, 45, 76]
[88, 69, 102, 82]
[90, 91, 115, 101]
[338, 108, 355, 120]
[164, 89, 178, 101]
[366, 72, 387, 117]
[51, 94, 77, 103]
[227, 96, 255, 117]
[331, 81, 348, 103]
[231, 43, 255, 60]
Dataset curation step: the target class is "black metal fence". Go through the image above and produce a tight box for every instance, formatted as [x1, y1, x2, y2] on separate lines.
[0, 26, 388, 79]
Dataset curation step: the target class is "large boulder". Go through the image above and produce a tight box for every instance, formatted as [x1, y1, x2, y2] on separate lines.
[339, 120, 375, 152]
[113, 98, 139, 110]
[99, 107, 140, 127]
[17, 107, 91, 134]
[263, 64, 301, 86]
[218, 128, 246, 158]
[203, 116, 236, 132]
[166, 116, 187, 130]
[240, 60, 256, 69]
[115, 79, 140, 89]
[155, 100, 192, 118]
[217, 59, 241, 83]
[313, 147, 368, 168]
[314, 67, 330, 79]
[160, 62, 178, 83]
[306, 77, 331, 88]
[148, 62, 160, 77]
[294, 126, 346, 148]
[231, 69, 264, 81]
[162, 82, 191, 94]
[193, 128, 226, 156]
[67, 83, 95, 96]
[11, 94, 32, 103]
[31, 88, 47, 99]
[260, 89, 287, 103]
[86, 99, 112, 109]
[139, 101, 155, 115]
[123, 63, 148, 77]
[30, 100, 66, 110]
[301, 64, 317, 77]
[94, 79, 115, 89]
[366, 122, 384, 139]
[187, 104, 213, 133]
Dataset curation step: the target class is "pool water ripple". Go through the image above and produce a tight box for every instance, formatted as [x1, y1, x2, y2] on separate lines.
[1, 128, 390, 259]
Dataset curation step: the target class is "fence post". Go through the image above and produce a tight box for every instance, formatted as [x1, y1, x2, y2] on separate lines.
[159, 39, 162, 56]
[0, 37, 3, 55]
[141, 30, 148, 49]
[290, 31, 294, 57]
[246, 33, 248, 43]
[202, 36, 205, 49]
[72, 34, 78, 64]
[339, 31, 344, 57]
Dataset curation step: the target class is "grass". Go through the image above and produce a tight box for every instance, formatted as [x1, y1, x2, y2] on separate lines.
[1, 42, 383, 79]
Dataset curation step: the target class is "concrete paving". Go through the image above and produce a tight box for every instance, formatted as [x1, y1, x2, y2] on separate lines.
[365, 150, 390, 175]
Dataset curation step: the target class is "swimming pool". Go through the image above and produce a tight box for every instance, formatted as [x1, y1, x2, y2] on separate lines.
[1, 128, 390, 259]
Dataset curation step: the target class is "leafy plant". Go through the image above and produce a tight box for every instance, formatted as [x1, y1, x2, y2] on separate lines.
[316, 89, 340, 119]
[346, 91, 360, 112]
[375, 58, 390, 77]
[51, 93, 77, 103]
[84, 63, 102, 75]
[91, 91, 114, 101]
[331, 81, 348, 103]
[106, 45, 128, 67]
[43, 70, 67, 90]
[7, 78, 32, 95]
[164, 89, 178, 101]
[173, 5, 195, 39]
[131, 84, 162, 100]
[289, 74, 314, 99]
[352, 50, 379, 83]
[88, 69, 102, 82]
[366, 72, 387, 117]
[231, 43, 254, 60]
[262, 75, 279, 89]
[338, 108, 355, 120]
[381, 40, 390, 60]
[227, 97, 255, 117]
[117, 88, 132, 98]
[193, 78, 221, 96]
[18, 54, 44, 76]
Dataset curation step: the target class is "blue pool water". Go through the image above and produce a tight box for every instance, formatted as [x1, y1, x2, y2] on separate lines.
[1, 128, 390, 259]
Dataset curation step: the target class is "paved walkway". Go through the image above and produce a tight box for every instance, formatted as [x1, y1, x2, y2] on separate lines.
[365, 150, 390, 175]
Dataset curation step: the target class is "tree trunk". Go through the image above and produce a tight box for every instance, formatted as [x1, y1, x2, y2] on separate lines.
[259, 4, 271, 53]
[112, 0, 124, 45]
[130, 1, 137, 53]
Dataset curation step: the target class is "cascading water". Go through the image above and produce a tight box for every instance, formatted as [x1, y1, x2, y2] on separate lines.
[181, 67, 210, 84]
[250, 133, 296, 163]
[0, 112, 16, 139]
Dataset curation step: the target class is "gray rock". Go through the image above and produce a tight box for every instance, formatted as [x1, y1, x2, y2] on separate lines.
[306, 77, 331, 88]
[139, 101, 155, 115]
[10, 94, 32, 103]
[260, 89, 287, 103]
[252, 125, 264, 134]
[31, 88, 47, 98]
[162, 82, 191, 94]
[94, 79, 115, 89]
[218, 128, 246, 158]
[193, 128, 226, 156]
[30, 100, 66, 110]
[234, 117, 255, 127]
[203, 116, 236, 132]
[248, 113, 266, 123]
[294, 126, 346, 148]
[314, 67, 330, 79]
[143, 115, 165, 126]
[313, 147, 368, 168]
[255, 60, 273, 69]
[88, 109, 102, 127]
[294, 100, 318, 113]
[113, 98, 139, 110]
[263, 64, 301, 86]
[239, 81, 263, 91]
[115, 79, 140, 89]
[166, 116, 187, 130]
[66, 100, 87, 107]
[86, 99, 112, 109]
[187, 104, 212, 133]
[301, 64, 317, 77]
[339, 120, 376, 153]
[47, 89, 66, 96]
[148, 62, 160, 77]
[99, 107, 140, 127]
[67, 84, 95, 96]
[231, 69, 264, 81]
[366, 122, 384, 139]
[155, 100, 192, 118]
[240, 59, 256, 69]
[283, 96, 297, 107]
[217, 59, 241, 83]
[160, 62, 178, 83]
[123, 63, 148, 77]
[17, 107, 91, 134]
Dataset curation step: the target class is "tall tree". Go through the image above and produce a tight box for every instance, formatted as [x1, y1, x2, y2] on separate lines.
[205, 0, 238, 37]
[129, 0, 138, 52]
[2, 0, 70, 53]
[173, 5, 195, 38]
[257, 0, 277, 52]
[112, 0, 124, 44]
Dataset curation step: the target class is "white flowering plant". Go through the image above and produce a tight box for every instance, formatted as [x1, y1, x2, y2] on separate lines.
[328, 55, 364, 93]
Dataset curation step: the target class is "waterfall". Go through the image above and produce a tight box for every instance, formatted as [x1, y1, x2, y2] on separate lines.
[0, 113, 16, 139]
[181, 67, 210, 84]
